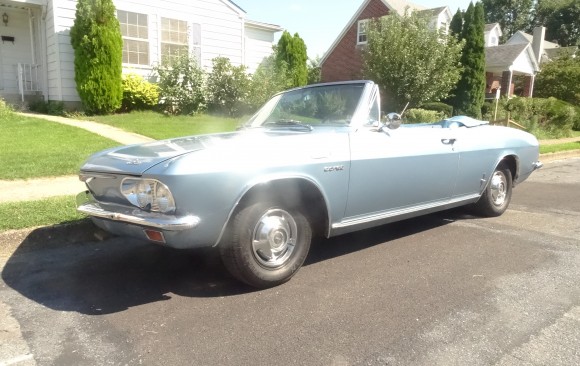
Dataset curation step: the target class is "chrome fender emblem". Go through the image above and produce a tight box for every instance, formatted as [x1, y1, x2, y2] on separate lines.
[324, 165, 344, 172]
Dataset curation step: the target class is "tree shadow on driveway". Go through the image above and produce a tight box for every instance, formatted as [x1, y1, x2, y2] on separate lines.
[1, 211, 464, 315]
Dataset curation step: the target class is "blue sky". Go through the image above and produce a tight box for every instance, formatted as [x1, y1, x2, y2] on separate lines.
[235, 0, 475, 58]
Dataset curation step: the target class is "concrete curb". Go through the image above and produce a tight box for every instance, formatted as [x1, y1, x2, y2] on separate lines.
[539, 150, 580, 163]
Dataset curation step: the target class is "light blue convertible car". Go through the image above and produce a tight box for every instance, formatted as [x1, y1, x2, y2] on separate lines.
[77, 80, 542, 288]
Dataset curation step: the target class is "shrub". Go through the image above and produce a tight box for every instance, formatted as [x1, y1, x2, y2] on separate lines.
[404, 108, 446, 123]
[420, 102, 453, 118]
[534, 55, 580, 107]
[69, 0, 123, 114]
[27, 100, 65, 116]
[0, 98, 14, 119]
[206, 57, 251, 117]
[120, 74, 159, 113]
[154, 53, 206, 115]
[481, 101, 494, 120]
[247, 55, 288, 111]
[497, 97, 578, 137]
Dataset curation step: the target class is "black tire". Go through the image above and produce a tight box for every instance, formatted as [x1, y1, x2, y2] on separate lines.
[473, 163, 513, 217]
[219, 201, 312, 288]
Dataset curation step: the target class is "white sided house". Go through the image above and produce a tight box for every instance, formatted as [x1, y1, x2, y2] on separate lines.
[0, 0, 282, 106]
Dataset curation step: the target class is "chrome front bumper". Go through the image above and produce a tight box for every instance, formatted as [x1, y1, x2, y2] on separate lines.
[76, 191, 199, 231]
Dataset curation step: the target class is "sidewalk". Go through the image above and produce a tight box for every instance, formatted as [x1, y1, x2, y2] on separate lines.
[1, 113, 580, 203]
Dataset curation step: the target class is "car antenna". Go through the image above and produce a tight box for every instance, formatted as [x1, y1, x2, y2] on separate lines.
[400, 102, 410, 118]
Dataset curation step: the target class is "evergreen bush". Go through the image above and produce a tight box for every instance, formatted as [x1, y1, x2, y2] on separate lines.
[69, 0, 123, 115]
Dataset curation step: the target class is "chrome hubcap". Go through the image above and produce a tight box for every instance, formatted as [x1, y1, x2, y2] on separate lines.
[251, 209, 297, 268]
[490, 171, 507, 206]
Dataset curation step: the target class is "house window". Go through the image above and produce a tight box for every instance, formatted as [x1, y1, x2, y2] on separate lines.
[357, 20, 368, 45]
[118, 10, 149, 65]
[440, 21, 448, 36]
[491, 36, 498, 46]
[161, 17, 189, 62]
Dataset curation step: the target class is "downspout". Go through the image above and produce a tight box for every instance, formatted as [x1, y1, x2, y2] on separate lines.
[241, 16, 246, 66]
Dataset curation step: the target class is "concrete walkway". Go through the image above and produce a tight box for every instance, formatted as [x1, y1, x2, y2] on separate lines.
[1, 113, 579, 203]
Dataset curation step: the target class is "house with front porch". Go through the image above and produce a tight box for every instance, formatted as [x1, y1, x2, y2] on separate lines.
[0, 0, 282, 106]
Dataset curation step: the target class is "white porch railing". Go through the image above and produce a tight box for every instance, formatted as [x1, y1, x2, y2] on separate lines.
[18, 63, 42, 102]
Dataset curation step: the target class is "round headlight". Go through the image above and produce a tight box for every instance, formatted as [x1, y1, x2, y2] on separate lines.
[136, 181, 154, 209]
[154, 182, 176, 213]
[121, 178, 176, 213]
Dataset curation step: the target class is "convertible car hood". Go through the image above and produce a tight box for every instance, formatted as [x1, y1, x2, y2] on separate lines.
[81, 135, 217, 175]
[80, 130, 326, 176]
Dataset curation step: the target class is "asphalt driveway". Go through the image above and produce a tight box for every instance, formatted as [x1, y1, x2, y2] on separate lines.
[1, 158, 579, 366]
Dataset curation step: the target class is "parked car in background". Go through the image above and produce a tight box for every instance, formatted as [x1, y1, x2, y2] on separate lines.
[77, 80, 542, 288]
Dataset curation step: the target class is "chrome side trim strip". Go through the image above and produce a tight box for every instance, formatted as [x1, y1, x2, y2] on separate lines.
[333, 194, 480, 230]
[76, 191, 199, 231]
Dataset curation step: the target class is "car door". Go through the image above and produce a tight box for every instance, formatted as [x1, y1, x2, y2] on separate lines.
[344, 99, 459, 220]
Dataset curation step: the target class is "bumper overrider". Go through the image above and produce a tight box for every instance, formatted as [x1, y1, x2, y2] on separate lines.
[76, 191, 199, 231]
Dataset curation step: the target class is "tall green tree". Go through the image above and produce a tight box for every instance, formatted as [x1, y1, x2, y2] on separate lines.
[275, 31, 308, 88]
[452, 2, 486, 118]
[362, 12, 464, 111]
[70, 0, 123, 114]
[533, 0, 580, 47]
[449, 8, 463, 38]
[482, 0, 534, 42]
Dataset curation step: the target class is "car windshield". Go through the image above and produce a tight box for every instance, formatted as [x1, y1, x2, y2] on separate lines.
[247, 83, 366, 128]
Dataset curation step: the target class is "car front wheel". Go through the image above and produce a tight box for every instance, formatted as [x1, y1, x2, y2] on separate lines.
[473, 163, 513, 217]
[220, 201, 312, 288]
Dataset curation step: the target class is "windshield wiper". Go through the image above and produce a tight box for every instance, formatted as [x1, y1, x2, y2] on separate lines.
[263, 119, 313, 131]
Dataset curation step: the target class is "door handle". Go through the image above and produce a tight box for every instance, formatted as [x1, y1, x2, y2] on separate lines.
[441, 138, 456, 145]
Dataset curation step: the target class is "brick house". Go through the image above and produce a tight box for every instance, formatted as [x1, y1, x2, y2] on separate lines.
[320, 0, 451, 83]
[320, 0, 575, 100]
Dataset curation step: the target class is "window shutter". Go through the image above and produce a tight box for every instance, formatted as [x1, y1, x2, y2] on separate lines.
[191, 23, 201, 46]
[191, 23, 201, 66]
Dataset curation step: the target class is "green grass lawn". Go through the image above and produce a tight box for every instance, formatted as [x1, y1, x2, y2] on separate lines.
[540, 141, 580, 154]
[0, 195, 86, 231]
[85, 111, 242, 140]
[1, 113, 119, 180]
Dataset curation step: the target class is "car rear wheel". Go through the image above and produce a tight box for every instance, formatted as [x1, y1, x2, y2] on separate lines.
[473, 163, 513, 217]
[220, 201, 312, 288]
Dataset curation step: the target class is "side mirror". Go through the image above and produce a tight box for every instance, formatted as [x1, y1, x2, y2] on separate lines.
[384, 112, 402, 130]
